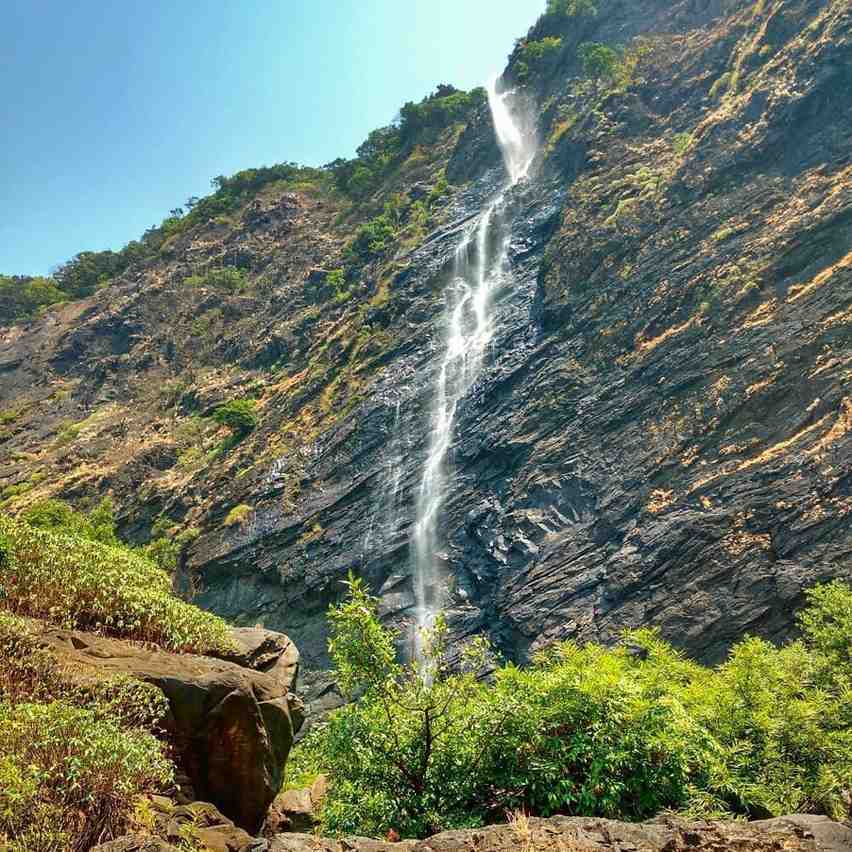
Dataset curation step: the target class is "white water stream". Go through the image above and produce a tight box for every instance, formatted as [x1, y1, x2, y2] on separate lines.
[410, 78, 536, 657]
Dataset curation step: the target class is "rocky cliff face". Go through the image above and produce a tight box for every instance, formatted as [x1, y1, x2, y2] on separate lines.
[1, 0, 849, 712]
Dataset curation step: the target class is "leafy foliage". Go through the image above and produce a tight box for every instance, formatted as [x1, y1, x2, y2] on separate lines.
[0, 613, 173, 852]
[184, 266, 247, 291]
[290, 580, 852, 839]
[0, 700, 172, 852]
[0, 612, 169, 731]
[0, 514, 232, 652]
[515, 37, 564, 83]
[0, 275, 67, 324]
[21, 496, 118, 545]
[212, 398, 258, 438]
[143, 517, 201, 573]
[331, 85, 484, 199]
[347, 214, 399, 264]
[578, 42, 624, 84]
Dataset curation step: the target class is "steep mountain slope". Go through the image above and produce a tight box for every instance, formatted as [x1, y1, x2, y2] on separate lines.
[1, 0, 849, 712]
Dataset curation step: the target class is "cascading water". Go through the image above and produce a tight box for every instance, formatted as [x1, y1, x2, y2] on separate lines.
[411, 77, 536, 658]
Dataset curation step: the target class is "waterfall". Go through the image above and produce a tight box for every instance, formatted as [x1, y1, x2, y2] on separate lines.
[410, 77, 536, 658]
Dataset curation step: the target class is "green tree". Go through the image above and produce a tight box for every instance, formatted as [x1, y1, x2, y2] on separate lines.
[21, 497, 117, 545]
[515, 37, 563, 83]
[546, 0, 597, 16]
[0, 275, 67, 324]
[291, 576, 498, 838]
[578, 42, 623, 87]
[290, 581, 852, 838]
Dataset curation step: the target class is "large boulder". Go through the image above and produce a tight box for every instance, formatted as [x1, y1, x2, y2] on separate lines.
[39, 627, 303, 833]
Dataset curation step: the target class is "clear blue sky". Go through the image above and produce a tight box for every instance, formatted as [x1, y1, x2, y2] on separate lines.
[2, 1, 544, 276]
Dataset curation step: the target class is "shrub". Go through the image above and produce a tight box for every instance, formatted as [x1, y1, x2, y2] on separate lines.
[331, 86, 484, 199]
[673, 132, 694, 155]
[397, 86, 486, 146]
[0, 515, 233, 653]
[798, 580, 852, 667]
[0, 611, 64, 703]
[0, 275, 67, 324]
[0, 700, 173, 852]
[184, 266, 247, 291]
[224, 503, 253, 528]
[290, 576, 497, 838]
[52, 419, 82, 447]
[22, 496, 118, 545]
[143, 520, 201, 573]
[515, 37, 563, 83]
[290, 580, 852, 839]
[546, 0, 597, 15]
[212, 398, 258, 438]
[347, 214, 398, 264]
[578, 42, 624, 86]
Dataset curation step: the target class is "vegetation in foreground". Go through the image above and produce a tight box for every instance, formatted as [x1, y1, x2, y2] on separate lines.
[0, 509, 232, 654]
[289, 578, 852, 839]
[0, 503, 241, 850]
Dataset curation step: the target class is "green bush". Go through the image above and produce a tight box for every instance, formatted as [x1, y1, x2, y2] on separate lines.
[0, 514, 233, 653]
[515, 37, 563, 83]
[212, 397, 258, 438]
[347, 214, 399, 264]
[0, 700, 173, 852]
[331, 86, 484, 199]
[579, 42, 624, 85]
[0, 275, 68, 324]
[0, 611, 65, 703]
[290, 579, 852, 839]
[184, 266, 247, 291]
[22, 496, 118, 545]
[143, 518, 201, 573]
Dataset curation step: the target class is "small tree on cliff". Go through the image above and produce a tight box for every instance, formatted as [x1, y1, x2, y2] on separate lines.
[578, 42, 623, 90]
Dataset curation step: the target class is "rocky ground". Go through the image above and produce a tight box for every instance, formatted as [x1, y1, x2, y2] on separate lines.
[0, 0, 849, 716]
[94, 813, 852, 852]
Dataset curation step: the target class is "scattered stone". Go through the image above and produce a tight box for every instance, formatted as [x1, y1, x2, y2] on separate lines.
[264, 815, 852, 852]
[263, 775, 328, 835]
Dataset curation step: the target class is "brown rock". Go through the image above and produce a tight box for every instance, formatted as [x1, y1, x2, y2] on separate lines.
[265, 815, 852, 852]
[263, 774, 328, 835]
[91, 837, 181, 852]
[39, 627, 303, 833]
[214, 626, 300, 693]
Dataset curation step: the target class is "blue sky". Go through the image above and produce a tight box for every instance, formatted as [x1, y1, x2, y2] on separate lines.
[2, 1, 544, 275]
